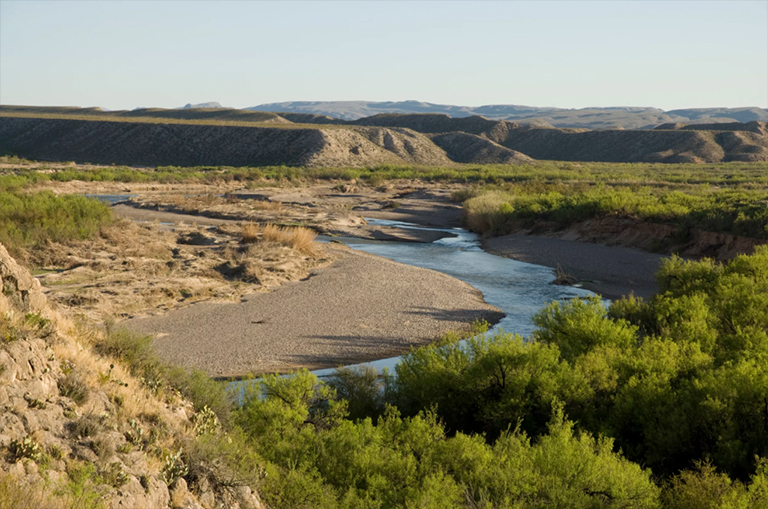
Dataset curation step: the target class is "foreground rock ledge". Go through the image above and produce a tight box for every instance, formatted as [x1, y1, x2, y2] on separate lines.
[127, 246, 504, 377]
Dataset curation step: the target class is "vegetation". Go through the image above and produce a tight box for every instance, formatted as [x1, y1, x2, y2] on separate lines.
[2, 157, 766, 506]
[0, 190, 112, 259]
[1, 157, 766, 190]
[1, 158, 764, 243]
[88, 247, 768, 508]
[462, 185, 768, 239]
[241, 222, 318, 255]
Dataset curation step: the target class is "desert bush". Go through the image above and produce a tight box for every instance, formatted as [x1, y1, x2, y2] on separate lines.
[58, 371, 89, 405]
[71, 414, 102, 439]
[0, 471, 57, 509]
[240, 222, 318, 255]
[260, 224, 317, 254]
[240, 222, 260, 243]
[95, 328, 160, 379]
[0, 191, 113, 256]
[99, 462, 129, 489]
[325, 365, 388, 422]
[161, 448, 189, 486]
[59, 461, 106, 509]
[661, 460, 768, 509]
[165, 367, 232, 427]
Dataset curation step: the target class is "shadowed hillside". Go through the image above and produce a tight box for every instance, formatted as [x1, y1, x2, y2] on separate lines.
[342, 115, 768, 163]
[429, 132, 534, 164]
[496, 125, 768, 163]
[0, 117, 456, 168]
[1, 106, 765, 166]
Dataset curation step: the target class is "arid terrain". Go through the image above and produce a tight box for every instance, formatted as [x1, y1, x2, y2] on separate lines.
[2, 106, 766, 167]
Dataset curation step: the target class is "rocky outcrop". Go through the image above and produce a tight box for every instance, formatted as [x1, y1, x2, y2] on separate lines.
[0, 244, 264, 509]
[0, 244, 47, 316]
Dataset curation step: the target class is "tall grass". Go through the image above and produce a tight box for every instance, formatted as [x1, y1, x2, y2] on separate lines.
[240, 223, 318, 255]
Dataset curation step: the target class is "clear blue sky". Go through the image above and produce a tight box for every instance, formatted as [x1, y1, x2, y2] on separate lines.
[1, 0, 766, 111]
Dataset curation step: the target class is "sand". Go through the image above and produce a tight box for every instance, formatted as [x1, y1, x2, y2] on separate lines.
[127, 246, 503, 378]
[483, 234, 668, 300]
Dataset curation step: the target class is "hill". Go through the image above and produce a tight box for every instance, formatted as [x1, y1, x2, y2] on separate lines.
[0, 116, 456, 168]
[1, 106, 765, 166]
[0, 105, 289, 125]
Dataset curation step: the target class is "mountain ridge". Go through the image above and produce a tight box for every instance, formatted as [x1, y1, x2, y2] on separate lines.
[1, 106, 765, 166]
[245, 101, 768, 129]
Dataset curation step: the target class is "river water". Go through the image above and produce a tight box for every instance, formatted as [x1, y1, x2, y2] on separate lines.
[91, 192, 598, 378]
[310, 218, 595, 376]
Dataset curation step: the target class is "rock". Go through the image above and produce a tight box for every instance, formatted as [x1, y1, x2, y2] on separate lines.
[0, 243, 48, 314]
[234, 485, 264, 509]
[178, 232, 217, 246]
[108, 475, 170, 509]
[170, 478, 204, 509]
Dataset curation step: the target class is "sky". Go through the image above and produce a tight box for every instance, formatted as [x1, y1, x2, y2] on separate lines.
[0, 0, 766, 111]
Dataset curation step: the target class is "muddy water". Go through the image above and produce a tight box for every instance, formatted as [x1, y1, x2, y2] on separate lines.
[310, 218, 595, 376]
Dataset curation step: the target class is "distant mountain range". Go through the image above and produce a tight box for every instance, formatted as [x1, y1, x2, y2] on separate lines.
[242, 101, 768, 130]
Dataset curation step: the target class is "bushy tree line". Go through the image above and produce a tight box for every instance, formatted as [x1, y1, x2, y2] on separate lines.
[224, 247, 768, 508]
[0, 191, 112, 255]
[463, 186, 768, 238]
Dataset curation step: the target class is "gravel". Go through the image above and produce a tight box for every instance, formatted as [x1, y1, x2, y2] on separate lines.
[126, 246, 503, 378]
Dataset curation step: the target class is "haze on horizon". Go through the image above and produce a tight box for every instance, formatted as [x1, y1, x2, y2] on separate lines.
[1, 0, 766, 112]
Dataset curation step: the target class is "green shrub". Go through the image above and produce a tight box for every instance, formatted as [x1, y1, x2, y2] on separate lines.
[0, 191, 113, 255]
[8, 436, 42, 463]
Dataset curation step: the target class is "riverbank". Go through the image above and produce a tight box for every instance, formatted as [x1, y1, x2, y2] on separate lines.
[482, 234, 667, 300]
[127, 244, 503, 378]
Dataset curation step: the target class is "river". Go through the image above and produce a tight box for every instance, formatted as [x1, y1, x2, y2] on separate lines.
[310, 218, 595, 376]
